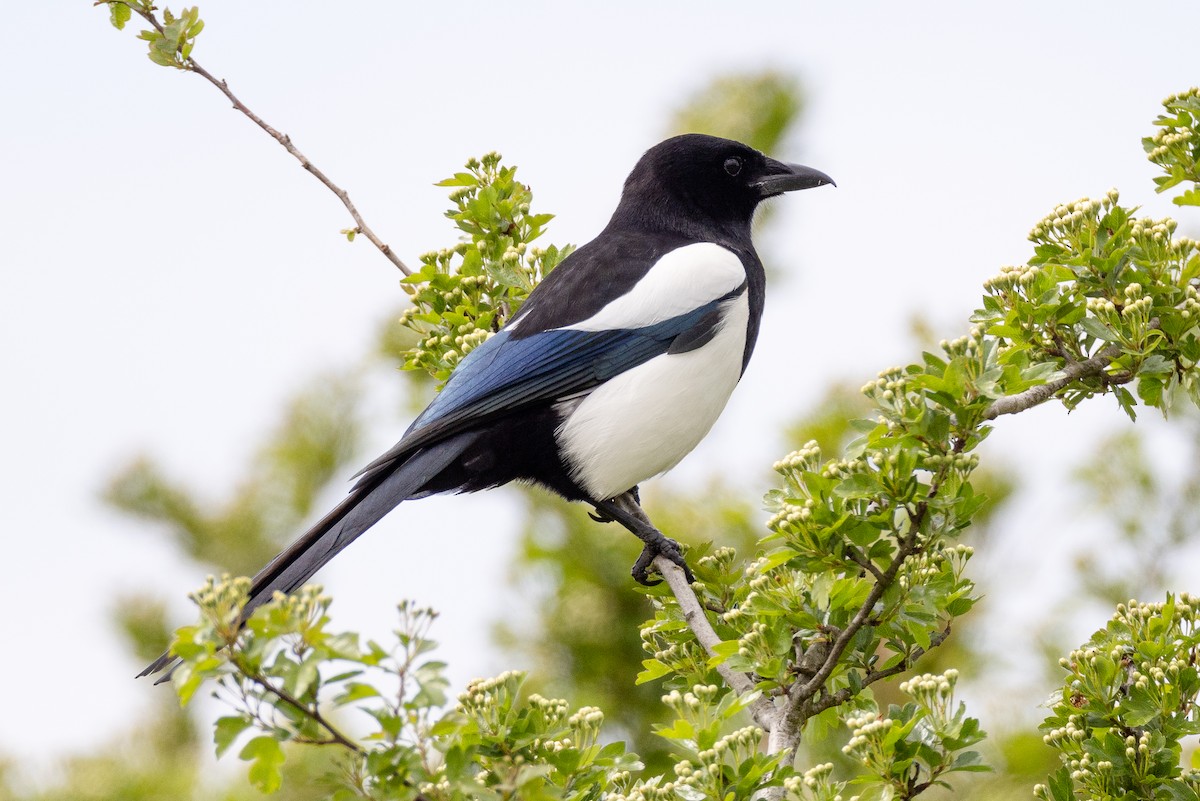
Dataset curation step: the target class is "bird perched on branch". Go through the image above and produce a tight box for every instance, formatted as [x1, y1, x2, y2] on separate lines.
[141, 133, 833, 679]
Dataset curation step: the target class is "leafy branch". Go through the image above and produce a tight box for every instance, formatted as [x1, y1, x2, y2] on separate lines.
[100, 1, 412, 274]
[632, 89, 1200, 797]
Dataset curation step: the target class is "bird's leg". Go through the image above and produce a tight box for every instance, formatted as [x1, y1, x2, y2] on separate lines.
[592, 489, 694, 586]
[588, 485, 641, 523]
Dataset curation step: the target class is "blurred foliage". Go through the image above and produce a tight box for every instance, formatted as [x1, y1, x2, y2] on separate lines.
[0, 704, 340, 801]
[1070, 418, 1200, 605]
[670, 71, 804, 157]
[104, 374, 362, 577]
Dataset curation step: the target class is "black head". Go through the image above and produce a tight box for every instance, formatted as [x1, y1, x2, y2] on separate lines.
[610, 133, 834, 240]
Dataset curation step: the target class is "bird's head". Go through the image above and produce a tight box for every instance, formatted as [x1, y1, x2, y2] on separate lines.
[613, 133, 834, 239]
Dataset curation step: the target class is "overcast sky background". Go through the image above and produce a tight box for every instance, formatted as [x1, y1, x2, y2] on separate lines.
[3, 0, 1200, 777]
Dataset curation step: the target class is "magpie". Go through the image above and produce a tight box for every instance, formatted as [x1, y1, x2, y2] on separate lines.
[140, 133, 832, 679]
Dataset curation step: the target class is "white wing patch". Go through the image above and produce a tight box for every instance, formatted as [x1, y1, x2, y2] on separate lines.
[555, 293, 751, 500]
[561, 242, 745, 332]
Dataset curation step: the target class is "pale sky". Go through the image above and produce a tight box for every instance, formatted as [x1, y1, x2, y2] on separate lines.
[3, 0, 1199, 777]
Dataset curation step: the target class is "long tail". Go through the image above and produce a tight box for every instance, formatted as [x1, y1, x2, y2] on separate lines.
[138, 431, 479, 680]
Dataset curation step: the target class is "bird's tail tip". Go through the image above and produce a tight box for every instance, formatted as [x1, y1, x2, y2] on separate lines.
[137, 651, 180, 683]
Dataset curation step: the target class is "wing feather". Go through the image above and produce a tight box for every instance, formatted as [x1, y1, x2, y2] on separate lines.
[355, 286, 744, 485]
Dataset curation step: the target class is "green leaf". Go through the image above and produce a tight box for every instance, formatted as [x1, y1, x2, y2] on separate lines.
[1046, 765, 1075, 801]
[147, 46, 176, 67]
[239, 736, 286, 793]
[109, 2, 132, 29]
[633, 657, 672, 681]
[214, 715, 252, 758]
[834, 473, 883, 499]
[707, 639, 742, 668]
[334, 681, 380, 704]
[1079, 316, 1116, 342]
[1137, 374, 1164, 408]
[654, 717, 696, 743]
[1173, 187, 1200, 206]
[436, 172, 480, 188]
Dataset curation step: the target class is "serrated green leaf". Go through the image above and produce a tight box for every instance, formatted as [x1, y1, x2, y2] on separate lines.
[214, 715, 252, 758]
[1173, 187, 1200, 206]
[109, 2, 132, 29]
[240, 736, 286, 793]
[435, 172, 479, 188]
[635, 658, 672, 685]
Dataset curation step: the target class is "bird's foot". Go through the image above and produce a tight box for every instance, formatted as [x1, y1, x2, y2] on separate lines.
[631, 533, 694, 586]
[591, 488, 693, 586]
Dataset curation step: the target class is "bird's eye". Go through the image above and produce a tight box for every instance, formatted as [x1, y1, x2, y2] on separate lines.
[723, 157, 743, 177]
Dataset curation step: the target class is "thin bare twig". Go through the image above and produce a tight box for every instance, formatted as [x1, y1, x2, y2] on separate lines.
[809, 623, 953, 717]
[844, 545, 886, 581]
[232, 656, 364, 753]
[104, 1, 411, 274]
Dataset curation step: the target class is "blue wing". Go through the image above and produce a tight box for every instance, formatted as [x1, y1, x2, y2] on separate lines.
[354, 288, 741, 484]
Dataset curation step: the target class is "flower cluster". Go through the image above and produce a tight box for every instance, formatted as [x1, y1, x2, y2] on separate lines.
[841, 712, 896, 769]
[982, 263, 1043, 292]
[860, 366, 913, 412]
[897, 545, 973, 591]
[783, 762, 846, 801]
[1144, 87, 1200, 202]
[456, 669, 524, 733]
[938, 325, 985, 359]
[1027, 190, 1121, 244]
[189, 573, 252, 641]
[898, 668, 960, 720]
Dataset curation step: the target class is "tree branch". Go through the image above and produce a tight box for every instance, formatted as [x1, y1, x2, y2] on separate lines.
[984, 335, 1142, 420]
[809, 622, 952, 717]
[793, 530, 920, 706]
[653, 555, 777, 729]
[230, 654, 363, 752]
[844, 545, 886, 581]
[107, 1, 412, 274]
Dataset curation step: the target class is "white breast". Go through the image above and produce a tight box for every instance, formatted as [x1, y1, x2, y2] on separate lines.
[555, 292, 750, 500]
[560, 242, 746, 332]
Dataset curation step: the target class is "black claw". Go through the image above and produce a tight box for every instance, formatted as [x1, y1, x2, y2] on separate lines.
[629, 538, 694, 585]
[592, 491, 694, 586]
[663, 540, 696, 584]
[631, 546, 662, 586]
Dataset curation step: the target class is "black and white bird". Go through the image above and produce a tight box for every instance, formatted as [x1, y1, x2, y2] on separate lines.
[141, 133, 833, 678]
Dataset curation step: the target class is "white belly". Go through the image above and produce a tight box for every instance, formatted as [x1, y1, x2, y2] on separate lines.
[554, 293, 750, 500]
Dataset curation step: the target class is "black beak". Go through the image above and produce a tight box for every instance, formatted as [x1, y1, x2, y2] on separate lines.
[753, 158, 836, 198]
